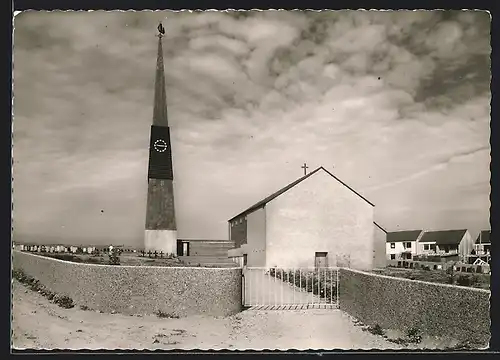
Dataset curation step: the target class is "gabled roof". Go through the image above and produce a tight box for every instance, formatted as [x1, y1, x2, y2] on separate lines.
[419, 229, 467, 245]
[476, 230, 491, 244]
[228, 166, 374, 222]
[374, 222, 387, 233]
[386, 230, 422, 243]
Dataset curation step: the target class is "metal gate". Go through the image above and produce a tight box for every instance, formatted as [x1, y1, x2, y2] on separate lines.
[242, 267, 339, 309]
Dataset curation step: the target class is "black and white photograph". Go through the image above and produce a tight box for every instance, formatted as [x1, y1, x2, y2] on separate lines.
[11, 9, 491, 350]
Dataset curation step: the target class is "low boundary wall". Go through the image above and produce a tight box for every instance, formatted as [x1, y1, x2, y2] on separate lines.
[12, 251, 242, 317]
[339, 268, 490, 345]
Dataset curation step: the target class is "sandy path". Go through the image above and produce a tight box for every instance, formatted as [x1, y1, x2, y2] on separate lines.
[12, 279, 403, 350]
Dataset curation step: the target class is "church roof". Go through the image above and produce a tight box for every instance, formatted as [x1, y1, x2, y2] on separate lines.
[152, 33, 169, 127]
[228, 166, 374, 222]
[419, 229, 468, 245]
[386, 230, 422, 243]
[374, 222, 387, 233]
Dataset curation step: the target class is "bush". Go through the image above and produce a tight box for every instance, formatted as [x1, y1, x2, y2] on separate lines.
[54, 294, 75, 309]
[367, 324, 385, 336]
[456, 274, 477, 286]
[155, 310, 179, 319]
[406, 327, 422, 344]
[108, 248, 120, 265]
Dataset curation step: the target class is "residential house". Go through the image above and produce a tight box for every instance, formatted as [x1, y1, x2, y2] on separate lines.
[468, 230, 491, 265]
[474, 230, 491, 256]
[417, 229, 473, 262]
[386, 230, 423, 260]
[227, 166, 379, 270]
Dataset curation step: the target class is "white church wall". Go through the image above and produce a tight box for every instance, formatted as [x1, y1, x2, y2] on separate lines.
[265, 169, 375, 270]
[246, 207, 267, 267]
[373, 225, 387, 268]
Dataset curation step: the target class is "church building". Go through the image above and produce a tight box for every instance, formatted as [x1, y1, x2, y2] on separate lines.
[227, 166, 382, 271]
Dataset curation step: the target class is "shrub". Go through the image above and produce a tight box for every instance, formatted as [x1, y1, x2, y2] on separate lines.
[155, 310, 179, 319]
[457, 274, 471, 286]
[367, 324, 385, 336]
[53, 294, 75, 309]
[108, 248, 120, 265]
[406, 327, 422, 344]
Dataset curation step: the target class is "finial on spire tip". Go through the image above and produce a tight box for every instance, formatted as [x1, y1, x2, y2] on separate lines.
[157, 22, 165, 37]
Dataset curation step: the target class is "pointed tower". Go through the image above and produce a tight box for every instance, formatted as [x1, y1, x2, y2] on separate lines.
[144, 23, 177, 254]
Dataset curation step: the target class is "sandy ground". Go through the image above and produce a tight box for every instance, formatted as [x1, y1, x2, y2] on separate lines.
[11, 279, 406, 351]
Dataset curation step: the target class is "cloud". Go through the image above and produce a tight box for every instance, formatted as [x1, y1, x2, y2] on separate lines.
[13, 10, 491, 245]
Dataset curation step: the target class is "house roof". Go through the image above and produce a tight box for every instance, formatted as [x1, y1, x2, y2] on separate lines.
[386, 230, 422, 243]
[419, 229, 468, 245]
[476, 230, 491, 244]
[228, 166, 374, 222]
[374, 222, 387, 233]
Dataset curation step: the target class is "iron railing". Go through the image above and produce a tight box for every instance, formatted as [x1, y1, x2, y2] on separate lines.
[242, 267, 339, 307]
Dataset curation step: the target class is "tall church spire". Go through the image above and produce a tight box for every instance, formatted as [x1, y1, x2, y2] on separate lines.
[144, 21, 177, 255]
[153, 23, 168, 127]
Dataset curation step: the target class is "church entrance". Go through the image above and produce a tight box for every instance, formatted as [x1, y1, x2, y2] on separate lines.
[176, 240, 190, 256]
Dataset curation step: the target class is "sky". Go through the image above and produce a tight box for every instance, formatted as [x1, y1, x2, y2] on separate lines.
[12, 10, 491, 246]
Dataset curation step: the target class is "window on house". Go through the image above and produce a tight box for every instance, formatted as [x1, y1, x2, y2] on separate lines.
[424, 244, 430, 250]
[430, 244, 437, 251]
[243, 254, 247, 266]
[390, 243, 395, 249]
[390, 254, 396, 260]
[405, 242, 412, 248]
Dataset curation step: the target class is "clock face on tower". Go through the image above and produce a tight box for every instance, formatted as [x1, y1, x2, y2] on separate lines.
[153, 139, 168, 152]
[148, 125, 173, 180]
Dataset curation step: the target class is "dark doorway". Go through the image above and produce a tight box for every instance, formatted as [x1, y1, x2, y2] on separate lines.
[315, 252, 328, 268]
[176, 240, 189, 256]
[176, 240, 183, 256]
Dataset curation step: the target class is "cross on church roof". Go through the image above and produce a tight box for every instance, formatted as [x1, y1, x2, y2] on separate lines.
[301, 163, 309, 176]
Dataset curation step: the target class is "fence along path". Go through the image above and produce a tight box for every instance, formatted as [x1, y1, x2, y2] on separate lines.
[243, 267, 339, 310]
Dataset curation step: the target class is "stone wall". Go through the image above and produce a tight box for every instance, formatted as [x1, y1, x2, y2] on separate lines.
[13, 251, 242, 317]
[338, 268, 490, 345]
